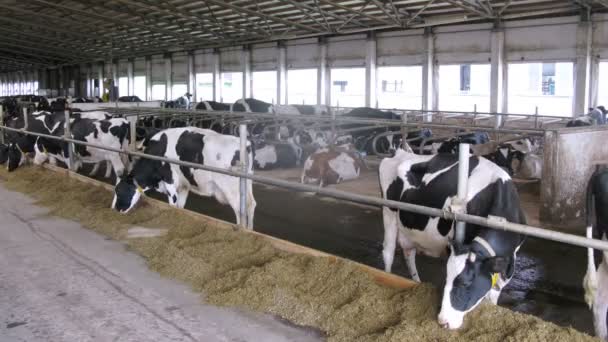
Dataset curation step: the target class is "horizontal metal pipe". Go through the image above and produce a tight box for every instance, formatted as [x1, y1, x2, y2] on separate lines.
[3, 124, 606, 252]
[106, 107, 547, 135]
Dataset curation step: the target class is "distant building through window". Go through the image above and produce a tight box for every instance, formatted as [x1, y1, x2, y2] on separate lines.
[597, 62, 607, 107]
[221, 72, 243, 103]
[507, 62, 573, 116]
[195, 73, 213, 102]
[252, 70, 277, 104]
[377, 66, 422, 109]
[330, 67, 365, 107]
[438, 64, 490, 112]
[287, 68, 317, 105]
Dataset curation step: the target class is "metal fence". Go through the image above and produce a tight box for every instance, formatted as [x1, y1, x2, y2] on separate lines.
[1, 117, 608, 254]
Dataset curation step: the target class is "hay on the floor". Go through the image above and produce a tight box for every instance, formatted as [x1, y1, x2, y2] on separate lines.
[0, 166, 598, 342]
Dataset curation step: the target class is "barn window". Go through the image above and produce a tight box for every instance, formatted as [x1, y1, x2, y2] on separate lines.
[330, 67, 365, 107]
[377, 66, 423, 110]
[287, 68, 317, 105]
[118, 77, 129, 97]
[195, 73, 213, 102]
[172, 84, 188, 100]
[438, 64, 490, 112]
[133, 76, 146, 101]
[507, 62, 573, 116]
[220, 72, 243, 103]
[598, 61, 608, 108]
[151, 84, 166, 101]
[252, 70, 277, 104]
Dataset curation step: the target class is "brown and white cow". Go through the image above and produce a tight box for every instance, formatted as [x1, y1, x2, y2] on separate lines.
[300, 145, 365, 187]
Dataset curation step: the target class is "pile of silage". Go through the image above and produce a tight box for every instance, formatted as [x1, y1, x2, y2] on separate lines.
[0, 166, 598, 342]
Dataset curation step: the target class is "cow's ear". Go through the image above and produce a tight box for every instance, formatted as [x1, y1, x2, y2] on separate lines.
[483, 256, 509, 273]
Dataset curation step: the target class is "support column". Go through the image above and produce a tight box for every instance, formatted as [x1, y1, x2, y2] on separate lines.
[573, 18, 592, 116]
[97, 63, 104, 98]
[365, 32, 377, 108]
[277, 41, 287, 105]
[145, 57, 152, 101]
[490, 26, 506, 127]
[318, 37, 329, 105]
[422, 28, 437, 120]
[58, 67, 64, 97]
[188, 51, 196, 102]
[85, 64, 92, 97]
[127, 58, 134, 96]
[242, 45, 252, 99]
[213, 49, 221, 102]
[164, 53, 172, 101]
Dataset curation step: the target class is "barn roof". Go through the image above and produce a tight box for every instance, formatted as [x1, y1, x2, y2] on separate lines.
[0, 0, 606, 72]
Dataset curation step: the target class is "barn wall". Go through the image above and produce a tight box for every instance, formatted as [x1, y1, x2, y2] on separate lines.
[3, 14, 608, 106]
[252, 43, 277, 71]
[286, 38, 319, 69]
[541, 126, 608, 230]
[150, 55, 165, 84]
[172, 53, 188, 84]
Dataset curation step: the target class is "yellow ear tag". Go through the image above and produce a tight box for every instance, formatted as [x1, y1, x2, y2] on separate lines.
[491, 273, 499, 289]
[43, 146, 48, 155]
[137, 186, 144, 194]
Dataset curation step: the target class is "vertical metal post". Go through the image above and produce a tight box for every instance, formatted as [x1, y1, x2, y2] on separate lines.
[0, 106, 4, 144]
[64, 110, 74, 170]
[22, 107, 28, 130]
[400, 112, 408, 150]
[238, 124, 248, 229]
[128, 115, 137, 151]
[454, 143, 470, 244]
[534, 106, 539, 128]
[331, 110, 336, 143]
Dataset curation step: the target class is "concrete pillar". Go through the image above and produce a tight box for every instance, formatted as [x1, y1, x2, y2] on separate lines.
[58, 67, 64, 97]
[188, 52, 196, 102]
[127, 58, 134, 96]
[85, 64, 91, 97]
[164, 53, 172, 101]
[242, 46, 252, 100]
[213, 49, 221, 102]
[589, 56, 600, 108]
[318, 37, 329, 105]
[145, 57, 152, 101]
[490, 27, 506, 127]
[365, 32, 377, 108]
[97, 63, 104, 98]
[277, 41, 287, 105]
[421, 28, 437, 120]
[573, 20, 592, 116]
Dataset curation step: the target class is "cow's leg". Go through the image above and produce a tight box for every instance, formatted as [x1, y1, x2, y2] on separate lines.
[246, 180, 256, 229]
[108, 153, 125, 178]
[104, 160, 112, 178]
[175, 188, 189, 209]
[382, 207, 399, 273]
[585, 225, 598, 309]
[594, 261, 608, 340]
[89, 162, 100, 176]
[403, 248, 420, 282]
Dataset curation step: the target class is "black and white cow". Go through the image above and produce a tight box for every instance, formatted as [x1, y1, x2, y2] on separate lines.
[113, 127, 256, 228]
[584, 166, 608, 341]
[432, 132, 491, 154]
[567, 106, 608, 127]
[118, 96, 143, 102]
[380, 148, 526, 329]
[32, 116, 131, 178]
[195, 100, 232, 111]
[253, 139, 302, 170]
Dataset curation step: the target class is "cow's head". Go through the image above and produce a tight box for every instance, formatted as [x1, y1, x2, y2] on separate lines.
[7, 142, 25, 172]
[112, 175, 145, 213]
[438, 240, 511, 329]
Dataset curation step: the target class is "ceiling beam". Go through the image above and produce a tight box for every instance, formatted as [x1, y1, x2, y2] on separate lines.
[442, 0, 496, 18]
[202, 0, 325, 33]
[370, 0, 403, 25]
[320, 0, 397, 26]
[27, 0, 210, 45]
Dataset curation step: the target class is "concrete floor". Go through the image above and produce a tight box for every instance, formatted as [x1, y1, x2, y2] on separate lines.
[0, 184, 322, 342]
